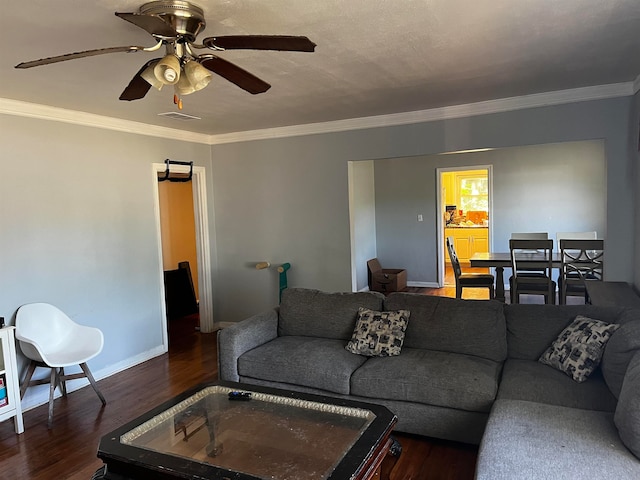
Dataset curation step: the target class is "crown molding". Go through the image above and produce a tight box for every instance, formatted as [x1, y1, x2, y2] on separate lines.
[1, 81, 635, 146]
[208, 82, 635, 144]
[0, 98, 211, 145]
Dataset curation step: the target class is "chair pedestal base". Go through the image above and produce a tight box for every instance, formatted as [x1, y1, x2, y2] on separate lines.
[20, 360, 106, 428]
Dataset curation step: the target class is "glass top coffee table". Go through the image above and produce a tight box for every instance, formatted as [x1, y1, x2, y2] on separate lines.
[94, 381, 398, 480]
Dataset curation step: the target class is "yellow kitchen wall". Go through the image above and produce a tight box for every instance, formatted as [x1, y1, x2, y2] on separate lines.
[158, 180, 199, 301]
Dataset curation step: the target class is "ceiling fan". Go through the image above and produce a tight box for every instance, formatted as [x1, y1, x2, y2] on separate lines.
[15, 1, 316, 107]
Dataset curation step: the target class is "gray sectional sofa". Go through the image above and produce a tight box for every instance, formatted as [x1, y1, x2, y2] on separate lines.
[218, 288, 640, 479]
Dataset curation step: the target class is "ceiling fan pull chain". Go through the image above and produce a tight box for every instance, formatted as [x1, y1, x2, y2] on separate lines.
[173, 94, 183, 109]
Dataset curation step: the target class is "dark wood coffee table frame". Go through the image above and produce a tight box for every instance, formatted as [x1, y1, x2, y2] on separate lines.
[93, 381, 399, 480]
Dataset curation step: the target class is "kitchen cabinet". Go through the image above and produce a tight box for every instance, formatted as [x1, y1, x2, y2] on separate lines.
[445, 227, 489, 264]
[442, 172, 456, 205]
[0, 326, 24, 433]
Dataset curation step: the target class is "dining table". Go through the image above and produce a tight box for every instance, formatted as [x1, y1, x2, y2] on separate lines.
[470, 252, 562, 302]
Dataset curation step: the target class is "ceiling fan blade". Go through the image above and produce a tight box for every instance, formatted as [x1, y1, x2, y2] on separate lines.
[115, 12, 177, 38]
[119, 59, 160, 101]
[203, 35, 316, 52]
[200, 56, 271, 94]
[15, 46, 144, 69]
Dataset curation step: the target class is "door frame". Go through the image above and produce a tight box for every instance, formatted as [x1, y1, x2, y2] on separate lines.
[436, 165, 493, 287]
[152, 163, 215, 349]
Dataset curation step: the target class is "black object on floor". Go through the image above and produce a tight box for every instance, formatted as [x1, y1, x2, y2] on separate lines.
[164, 263, 198, 320]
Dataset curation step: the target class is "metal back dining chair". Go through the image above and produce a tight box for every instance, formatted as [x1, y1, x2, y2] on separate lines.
[509, 239, 556, 304]
[446, 237, 495, 299]
[559, 239, 604, 304]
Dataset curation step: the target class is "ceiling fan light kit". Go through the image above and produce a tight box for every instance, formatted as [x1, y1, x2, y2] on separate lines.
[154, 54, 181, 84]
[183, 60, 212, 90]
[15, 0, 316, 108]
[141, 61, 164, 90]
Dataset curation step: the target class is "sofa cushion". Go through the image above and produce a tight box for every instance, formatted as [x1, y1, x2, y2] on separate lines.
[278, 288, 384, 340]
[384, 293, 507, 362]
[602, 319, 640, 398]
[497, 359, 617, 412]
[505, 304, 625, 360]
[615, 351, 640, 460]
[345, 307, 410, 357]
[538, 315, 619, 382]
[476, 399, 640, 480]
[350, 347, 501, 413]
[237, 336, 367, 395]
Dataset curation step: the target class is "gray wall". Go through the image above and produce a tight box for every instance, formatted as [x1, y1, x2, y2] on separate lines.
[211, 96, 636, 322]
[373, 141, 606, 284]
[208, 142, 353, 321]
[348, 161, 377, 292]
[0, 114, 211, 408]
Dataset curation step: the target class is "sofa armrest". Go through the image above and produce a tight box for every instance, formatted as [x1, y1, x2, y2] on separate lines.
[217, 309, 279, 382]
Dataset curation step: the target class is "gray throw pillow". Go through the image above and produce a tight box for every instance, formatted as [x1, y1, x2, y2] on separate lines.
[539, 315, 619, 383]
[614, 351, 640, 459]
[601, 319, 640, 398]
[345, 307, 410, 357]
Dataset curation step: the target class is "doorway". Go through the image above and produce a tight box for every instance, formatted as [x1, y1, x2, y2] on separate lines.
[152, 163, 214, 351]
[158, 178, 200, 341]
[437, 166, 492, 287]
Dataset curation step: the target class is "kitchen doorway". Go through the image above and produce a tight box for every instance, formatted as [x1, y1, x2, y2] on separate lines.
[437, 166, 492, 287]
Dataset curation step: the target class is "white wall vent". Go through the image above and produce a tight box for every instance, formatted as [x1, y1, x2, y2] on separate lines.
[158, 112, 201, 121]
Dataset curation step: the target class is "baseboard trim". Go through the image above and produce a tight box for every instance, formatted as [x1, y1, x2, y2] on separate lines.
[359, 281, 440, 291]
[407, 281, 440, 288]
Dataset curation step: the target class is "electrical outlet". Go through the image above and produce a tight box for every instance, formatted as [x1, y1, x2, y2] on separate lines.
[417, 214, 423, 222]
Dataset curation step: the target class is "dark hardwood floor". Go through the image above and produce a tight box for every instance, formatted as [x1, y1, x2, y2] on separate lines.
[0, 302, 481, 479]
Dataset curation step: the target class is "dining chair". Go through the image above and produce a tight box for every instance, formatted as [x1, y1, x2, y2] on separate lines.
[510, 232, 549, 275]
[16, 303, 106, 428]
[510, 232, 548, 240]
[559, 239, 604, 304]
[555, 231, 597, 252]
[509, 239, 556, 304]
[446, 237, 495, 299]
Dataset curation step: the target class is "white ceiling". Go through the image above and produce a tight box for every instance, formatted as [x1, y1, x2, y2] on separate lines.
[2, 0, 639, 137]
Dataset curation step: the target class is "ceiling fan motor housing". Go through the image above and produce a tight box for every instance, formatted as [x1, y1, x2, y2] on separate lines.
[139, 0, 206, 41]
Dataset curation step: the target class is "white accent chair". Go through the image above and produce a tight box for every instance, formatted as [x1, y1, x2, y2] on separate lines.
[16, 303, 106, 428]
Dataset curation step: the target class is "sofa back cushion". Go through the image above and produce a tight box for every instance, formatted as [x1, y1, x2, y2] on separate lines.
[505, 304, 626, 360]
[384, 293, 507, 362]
[614, 350, 640, 460]
[278, 288, 384, 340]
[601, 310, 640, 398]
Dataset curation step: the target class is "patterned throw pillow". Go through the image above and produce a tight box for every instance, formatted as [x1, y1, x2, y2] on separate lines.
[345, 307, 410, 357]
[539, 315, 620, 383]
